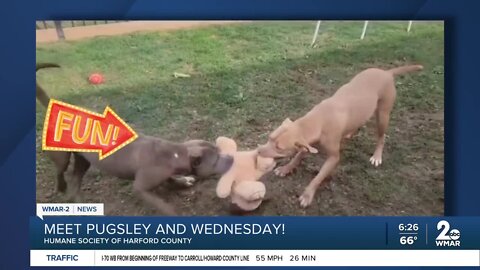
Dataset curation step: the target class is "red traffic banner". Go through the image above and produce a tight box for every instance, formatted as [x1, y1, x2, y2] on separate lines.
[42, 99, 138, 160]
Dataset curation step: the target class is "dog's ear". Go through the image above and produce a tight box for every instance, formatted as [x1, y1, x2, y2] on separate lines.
[269, 118, 292, 140]
[294, 141, 318, 154]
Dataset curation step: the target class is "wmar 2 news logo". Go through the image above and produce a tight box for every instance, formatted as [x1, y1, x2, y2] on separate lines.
[435, 220, 461, 247]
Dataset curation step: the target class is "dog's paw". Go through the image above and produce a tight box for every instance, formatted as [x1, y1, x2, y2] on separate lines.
[299, 188, 315, 208]
[274, 165, 293, 177]
[369, 155, 382, 167]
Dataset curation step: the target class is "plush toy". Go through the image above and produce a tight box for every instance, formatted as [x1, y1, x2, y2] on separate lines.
[215, 136, 276, 212]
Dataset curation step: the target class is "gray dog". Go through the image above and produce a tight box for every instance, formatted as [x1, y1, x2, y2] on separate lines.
[36, 63, 233, 215]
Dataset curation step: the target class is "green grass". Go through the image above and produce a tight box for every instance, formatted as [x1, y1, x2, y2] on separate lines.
[36, 21, 444, 216]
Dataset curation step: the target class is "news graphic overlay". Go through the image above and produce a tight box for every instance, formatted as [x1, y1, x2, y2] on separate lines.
[42, 99, 138, 160]
[393, 220, 463, 248]
[30, 218, 480, 267]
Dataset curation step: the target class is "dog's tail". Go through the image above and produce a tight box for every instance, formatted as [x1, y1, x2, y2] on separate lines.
[36, 63, 60, 108]
[387, 64, 423, 76]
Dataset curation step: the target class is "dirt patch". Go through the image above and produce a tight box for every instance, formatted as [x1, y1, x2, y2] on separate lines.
[36, 21, 249, 44]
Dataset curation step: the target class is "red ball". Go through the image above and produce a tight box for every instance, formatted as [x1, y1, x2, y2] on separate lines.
[89, 73, 104, 85]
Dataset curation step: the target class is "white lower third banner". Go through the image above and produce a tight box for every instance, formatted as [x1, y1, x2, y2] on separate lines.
[30, 250, 480, 267]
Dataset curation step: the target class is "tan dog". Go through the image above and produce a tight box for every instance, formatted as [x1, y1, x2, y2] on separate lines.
[258, 65, 423, 208]
[216, 136, 276, 212]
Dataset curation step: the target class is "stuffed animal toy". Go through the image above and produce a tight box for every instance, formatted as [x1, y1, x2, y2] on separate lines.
[215, 136, 276, 212]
